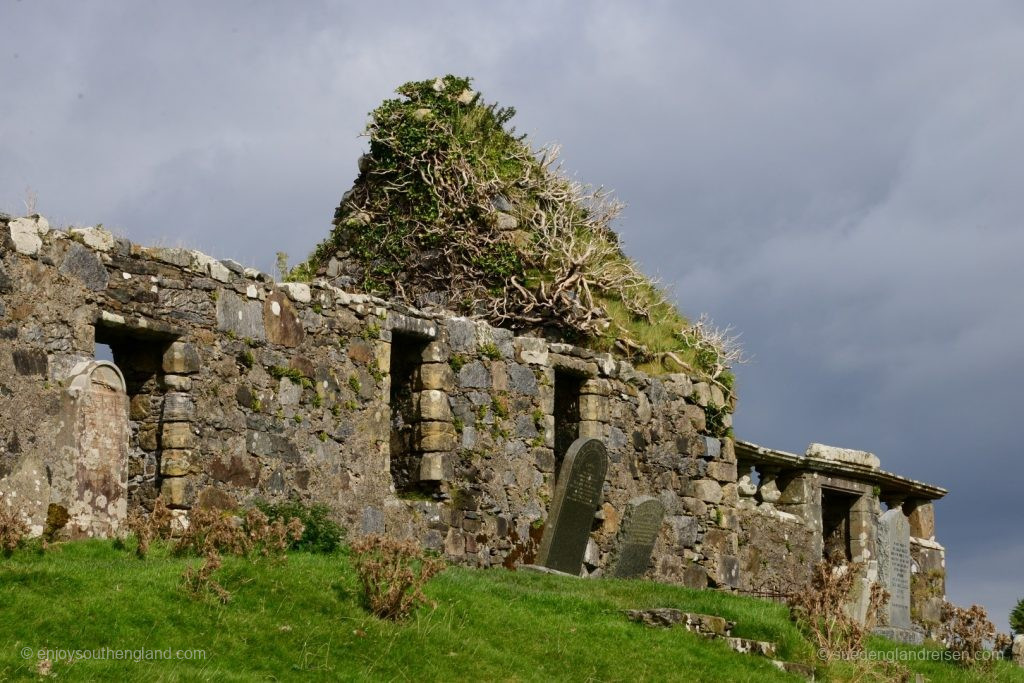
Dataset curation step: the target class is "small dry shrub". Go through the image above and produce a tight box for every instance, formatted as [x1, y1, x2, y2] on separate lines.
[181, 548, 231, 604]
[940, 601, 997, 668]
[127, 496, 173, 558]
[790, 560, 888, 661]
[351, 535, 445, 620]
[0, 503, 30, 555]
[789, 560, 908, 681]
[175, 506, 303, 560]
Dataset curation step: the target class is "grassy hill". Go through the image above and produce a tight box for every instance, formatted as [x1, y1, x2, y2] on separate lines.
[1, 540, 1021, 681]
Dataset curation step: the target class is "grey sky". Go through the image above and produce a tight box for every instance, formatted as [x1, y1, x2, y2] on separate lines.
[2, 1, 1021, 630]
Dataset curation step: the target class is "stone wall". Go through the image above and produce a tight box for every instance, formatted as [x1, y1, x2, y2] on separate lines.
[0, 214, 740, 585]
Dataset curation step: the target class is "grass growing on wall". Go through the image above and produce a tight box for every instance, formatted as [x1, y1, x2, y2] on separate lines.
[294, 76, 743, 397]
[2, 540, 1020, 681]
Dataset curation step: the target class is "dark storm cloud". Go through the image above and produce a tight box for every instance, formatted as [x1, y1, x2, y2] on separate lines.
[2, 0, 1021, 629]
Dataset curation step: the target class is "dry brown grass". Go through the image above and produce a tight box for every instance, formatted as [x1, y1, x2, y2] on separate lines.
[351, 535, 445, 620]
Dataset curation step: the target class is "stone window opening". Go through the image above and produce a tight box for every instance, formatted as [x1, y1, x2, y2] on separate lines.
[93, 322, 176, 511]
[553, 369, 584, 478]
[821, 488, 859, 563]
[389, 330, 432, 494]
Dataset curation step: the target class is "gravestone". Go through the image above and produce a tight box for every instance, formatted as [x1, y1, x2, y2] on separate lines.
[57, 361, 131, 538]
[611, 496, 666, 578]
[535, 438, 609, 574]
[874, 508, 922, 643]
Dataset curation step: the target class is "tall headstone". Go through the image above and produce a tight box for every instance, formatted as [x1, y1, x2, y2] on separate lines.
[611, 496, 666, 578]
[57, 361, 131, 538]
[874, 508, 922, 643]
[535, 438, 609, 574]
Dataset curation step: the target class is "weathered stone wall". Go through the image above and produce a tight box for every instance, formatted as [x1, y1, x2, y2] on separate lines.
[0, 214, 740, 585]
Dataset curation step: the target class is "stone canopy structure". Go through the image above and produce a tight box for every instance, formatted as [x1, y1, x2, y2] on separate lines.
[0, 212, 946, 640]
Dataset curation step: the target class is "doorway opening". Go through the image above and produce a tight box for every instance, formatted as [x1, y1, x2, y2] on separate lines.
[389, 331, 429, 493]
[553, 369, 584, 478]
[821, 488, 859, 563]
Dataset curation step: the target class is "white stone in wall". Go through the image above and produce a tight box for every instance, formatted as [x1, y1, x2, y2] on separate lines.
[806, 443, 881, 469]
[279, 282, 312, 303]
[6, 214, 50, 255]
[70, 226, 115, 252]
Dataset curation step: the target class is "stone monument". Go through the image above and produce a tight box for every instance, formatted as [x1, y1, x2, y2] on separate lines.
[535, 438, 609, 575]
[874, 508, 922, 644]
[56, 361, 131, 538]
[611, 496, 666, 578]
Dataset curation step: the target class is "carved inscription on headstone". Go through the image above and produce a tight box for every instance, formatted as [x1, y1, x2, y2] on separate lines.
[535, 438, 609, 574]
[611, 497, 666, 578]
[877, 508, 913, 630]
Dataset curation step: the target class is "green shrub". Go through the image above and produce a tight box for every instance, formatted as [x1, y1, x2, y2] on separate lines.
[255, 500, 345, 554]
[1011, 598, 1024, 634]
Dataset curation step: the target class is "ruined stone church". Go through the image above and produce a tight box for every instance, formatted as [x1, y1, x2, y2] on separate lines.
[0, 206, 947, 642]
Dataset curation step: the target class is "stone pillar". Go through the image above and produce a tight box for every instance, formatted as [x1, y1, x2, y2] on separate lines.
[849, 493, 876, 564]
[904, 500, 936, 541]
[56, 361, 130, 538]
[159, 341, 200, 508]
[777, 471, 822, 559]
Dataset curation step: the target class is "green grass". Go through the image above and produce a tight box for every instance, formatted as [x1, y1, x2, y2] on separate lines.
[1, 540, 1021, 682]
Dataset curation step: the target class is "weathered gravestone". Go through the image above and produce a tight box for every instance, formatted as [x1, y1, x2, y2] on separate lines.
[55, 361, 131, 538]
[535, 438, 609, 574]
[874, 508, 923, 643]
[611, 496, 666, 578]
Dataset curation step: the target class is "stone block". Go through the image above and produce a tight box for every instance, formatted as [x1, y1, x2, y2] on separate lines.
[690, 382, 711, 407]
[216, 291, 266, 341]
[162, 374, 193, 391]
[138, 423, 159, 451]
[161, 476, 196, 508]
[580, 378, 611, 396]
[703, 528, 738, 556]
[906, 502, 936, 540]
[706, 461, 737, 482]
[668, 515, 700, 547]
[682, 404, 706, 432]
[419, 453, 451, 481]
[578, 420, 604, 439]
[458, 361, 490, 388]
[162, 392, 195, 422]
[160, 449, 193, 476]
[682, 563, 709, 589]
[416, 390, 452, 421]
[70, 226, 115, 252]
[446, 318, 477, 352]
[246, 431, 299, 461]
[720, 437, 736, 463]
[264, 291, 305, 347]
[162, 422, 196, 449]
[688, 479, 723, 504]
[806, 442, 880, 469]
[417, 363, 454, 391]
[5, 214, 49, 255]
[515, 337, 548, 365]
[162, 341, 201, 374]
[13, 348, 50, 376]
[578, 394, 608, 422]
[279, 282, 311, 303]
[417, 422, 457, 452]
[420, 341, 448, 363]
[444, 527, 466, 556]
[680, 496, 708, 517]
[778, 474, 814, 505]
[60, 242, 109, 291]
[507, 363, 538, 395]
